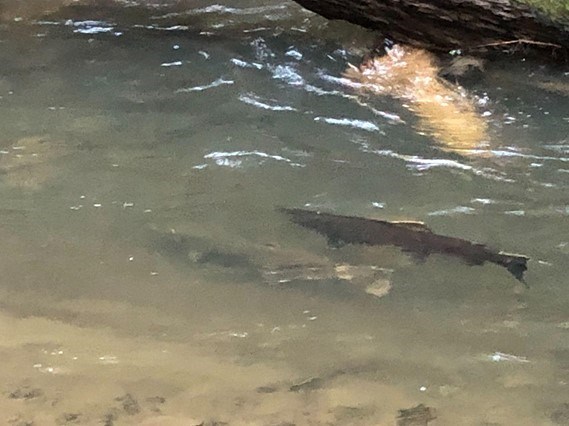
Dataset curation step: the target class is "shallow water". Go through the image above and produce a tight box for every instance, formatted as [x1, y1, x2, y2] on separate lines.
[0, 1, 568, 425]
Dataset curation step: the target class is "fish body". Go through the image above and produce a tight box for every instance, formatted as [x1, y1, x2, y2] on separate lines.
[281, 208, 528, 281]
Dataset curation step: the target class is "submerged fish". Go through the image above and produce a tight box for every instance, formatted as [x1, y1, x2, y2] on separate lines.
[280, 208, 529, 281]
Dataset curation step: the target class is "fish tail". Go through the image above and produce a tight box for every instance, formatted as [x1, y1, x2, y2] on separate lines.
[504, 256, 529, 282]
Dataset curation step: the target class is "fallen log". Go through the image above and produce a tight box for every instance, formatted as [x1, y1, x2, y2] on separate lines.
[281, 207, 529, 281]
[291, 0, 569, 58]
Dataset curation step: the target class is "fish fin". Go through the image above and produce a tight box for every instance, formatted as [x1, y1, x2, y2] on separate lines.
[403, 248, 429, 263]
[506, 257, 529, 283]
[497, 251, 529, 282]
[327, 234, 347, 249]
[391, 220, 432, 232]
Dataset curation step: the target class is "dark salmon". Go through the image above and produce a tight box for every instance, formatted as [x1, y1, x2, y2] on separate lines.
[280, 207, 529, 281]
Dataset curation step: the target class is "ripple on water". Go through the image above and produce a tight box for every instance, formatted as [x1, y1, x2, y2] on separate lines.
[230, 58, 264, 69]
[64, 19, 123, 36]
[271, 64, 305, 86]
[0, 9, 568, 425]
[428, 206, 477, 216]
[182, 4, 289, 16]
[203, 150, 305, 168]
[314, 116, 381, 132]
[365, 148, 473, 171]
[238, 93, 297, 111]
[160, 61, 183, 67]
[175, 78, 234, 93]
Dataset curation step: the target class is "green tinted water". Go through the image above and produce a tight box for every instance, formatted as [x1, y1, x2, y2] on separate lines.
[0, 1, 568, 424]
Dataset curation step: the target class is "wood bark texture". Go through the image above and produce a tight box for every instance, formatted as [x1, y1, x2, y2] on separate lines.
[293, 0, 569, 54]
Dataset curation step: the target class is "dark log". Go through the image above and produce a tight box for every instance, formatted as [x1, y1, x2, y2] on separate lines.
[291, 0, 569, 57]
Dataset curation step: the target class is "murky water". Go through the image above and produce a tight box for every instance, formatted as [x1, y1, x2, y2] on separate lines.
[0, 1, 568, 425]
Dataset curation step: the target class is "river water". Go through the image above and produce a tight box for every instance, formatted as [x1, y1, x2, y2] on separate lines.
[0, 1, 568, 425]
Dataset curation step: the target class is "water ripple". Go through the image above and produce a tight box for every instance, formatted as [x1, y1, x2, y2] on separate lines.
[65, 19, 119, 35]
[238, 94, 297, 111]
[470, 198, 497, 205]
[360, 147, 516, 182]
[175, 78, 234, 93]
[318, 71, 361, 88]
[155, 4, 288, 18]
[271, 65, 305, 86]
[314, 117, 381, 133]
[370, 149, 472, 171]
[133, 24, 189, 31]
[303, 84, 345, 97]
[543, 143, 569, 154]
[230, 58, 264, 70]
[160, 61, 183, 67]
[285, 48, 303, 60]
[464, 149, 569, 163]
[303, 85, 404, 125]
[203, 150, 304, 168]
[428, 206, 476, 216]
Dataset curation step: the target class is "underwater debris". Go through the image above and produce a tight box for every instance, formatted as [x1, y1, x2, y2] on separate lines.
[397, 404, 437, 426]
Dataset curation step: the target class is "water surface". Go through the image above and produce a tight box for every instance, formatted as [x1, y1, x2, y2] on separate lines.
[0, 1, 568, 424]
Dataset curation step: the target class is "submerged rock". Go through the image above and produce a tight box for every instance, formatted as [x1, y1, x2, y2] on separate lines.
[115, 393, 141, 415]
[441, 56, 486, 83]
[551, 403, 569, 425]
[56, 413, 82, 425]
[396, 404, 437, 426]
[7, 416, 34, 426]
[195, 421, 229, 426]
[8, 386, 43, 400]
[101, 412, 117, 426]
[256, 385, 278, 394]
[146, 396, 166, 413]
[289, 377, 325, 392]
